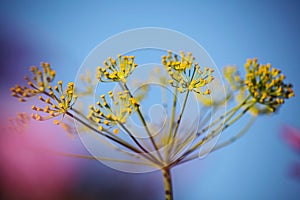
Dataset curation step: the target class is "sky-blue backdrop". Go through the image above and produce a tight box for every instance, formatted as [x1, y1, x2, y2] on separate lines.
[1, 1, 299, 199]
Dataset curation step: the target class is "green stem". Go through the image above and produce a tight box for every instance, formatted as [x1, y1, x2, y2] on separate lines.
[173, 90, 190, 140]
[170, 107, 213, 161]
[168, 90, 190, 159]
[196, 95, 251, 137]
[118, 123, 150, 154]
[121, 83, 163, 162]
[65, 111, 158, 165]
[118, 123, 161, 164]
[170, 100, 255, 168]
[211, 116, 256, 151]
[162, 167, 173, 200]
[166, 87, 178, 160]
[176, 116, 256, 165]
[66, 111, 138, 153]
[51, 150, 154, 166]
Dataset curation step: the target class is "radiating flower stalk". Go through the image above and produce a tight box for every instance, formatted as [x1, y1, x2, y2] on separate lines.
[10, 52, 294, 200]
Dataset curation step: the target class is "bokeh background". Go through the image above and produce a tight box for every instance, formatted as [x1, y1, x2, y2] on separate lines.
[1, 0, 300, 199]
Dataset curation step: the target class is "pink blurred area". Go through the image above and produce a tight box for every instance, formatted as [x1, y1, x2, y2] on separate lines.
[0, 14, 160, 200]
[281, 125, 300, 153]
[281, 125, 300, 179]
[290, 163, 300, 179]
[0, 118, 79, 200]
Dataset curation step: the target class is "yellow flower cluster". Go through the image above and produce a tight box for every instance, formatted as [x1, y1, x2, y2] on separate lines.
[10, 84, 38, 102]
[31, 81, 77, 124]
[244, 58, 294, 111]
[10, 62, 56, 102]
[162, 51, 214, 94]
[97, 55, 138, 83]
[224, 58, 294, 114]
[88, 90, 139, 133]
[10, 62, 77, 124]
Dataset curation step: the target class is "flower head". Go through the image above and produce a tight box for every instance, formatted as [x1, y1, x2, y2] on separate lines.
[88, 90, 139, 133]
[10, 62, 56, 102]
[76, 70, 97, 96]
[162, 51, 214, 94]
[97, 55, 138, 83]
[223, 65, 243, 91]
[224, 58, 294, 115]
[9, 112, 31, 132]
[244, 58, 294, 111]
[31, 81, 77, 124]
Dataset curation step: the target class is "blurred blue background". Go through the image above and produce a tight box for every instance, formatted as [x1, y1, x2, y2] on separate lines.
[1, 0, 300, 199]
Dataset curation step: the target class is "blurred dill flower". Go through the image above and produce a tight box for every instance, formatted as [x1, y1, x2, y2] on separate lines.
[76, 70, 96, 96]
[131, 83, 149, 102]
[10, 62, 56, 102]
[97, 55, 137, 83]
[150, 67, 169, 86]
[162, 51, 214, 94]
[224, 58, 294, 114]
[31, 81, 77, 124]
[9, 112, 31, 132]
[244, 58, 294, 111]
[57, 119, 77, 139]
[223, 65, 243, 91]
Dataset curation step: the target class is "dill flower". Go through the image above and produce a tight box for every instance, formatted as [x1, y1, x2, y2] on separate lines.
[88, 90, 139, 133]
[244, 58, 294, 111]
[224, 59, 294, 114]
[31, 81, 77, 124]
[97, 55, 137, 83]
[10, 62, 56, 102]
[10, 62, 77, 126]
[162, 51, 214, 94]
